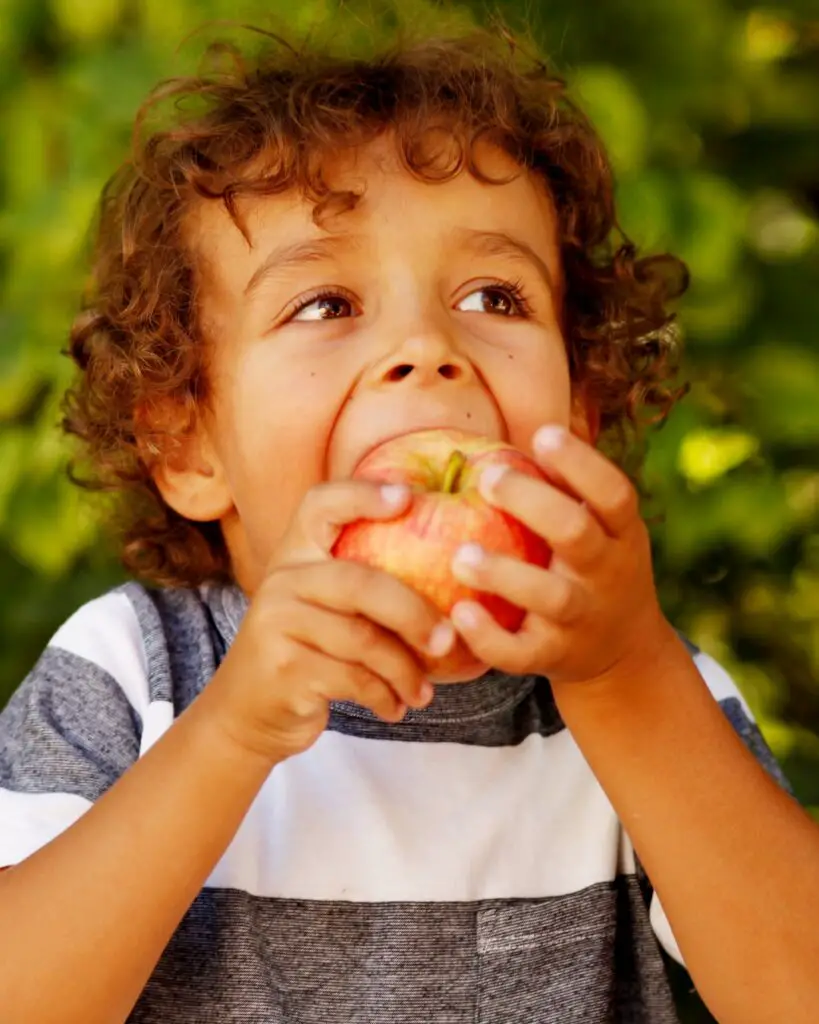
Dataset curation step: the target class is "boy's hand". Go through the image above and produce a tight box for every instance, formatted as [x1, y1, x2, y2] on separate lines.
[448, 425, 675, 688]
[206, 480, 455, 765]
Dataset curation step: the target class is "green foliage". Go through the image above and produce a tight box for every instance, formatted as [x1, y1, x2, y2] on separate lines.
[0, 1, 818, 1018]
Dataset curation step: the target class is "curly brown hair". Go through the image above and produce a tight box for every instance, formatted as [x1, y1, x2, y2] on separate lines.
[63, 24, 688, 589]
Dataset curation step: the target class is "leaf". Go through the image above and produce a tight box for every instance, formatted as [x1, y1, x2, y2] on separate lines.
[678, 428, 760, 487]
[570, 64, 649, 174]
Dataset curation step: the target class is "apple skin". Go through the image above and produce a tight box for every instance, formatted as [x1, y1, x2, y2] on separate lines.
[331, 429, 551, 681]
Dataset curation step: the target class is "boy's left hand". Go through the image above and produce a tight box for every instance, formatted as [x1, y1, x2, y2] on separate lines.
[449, 424, 676, 686]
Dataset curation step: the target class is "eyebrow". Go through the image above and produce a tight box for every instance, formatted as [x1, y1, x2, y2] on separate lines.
[450, 228, 557, 294]
[243, 226, 557, 300]
[243, 235, 363, 299]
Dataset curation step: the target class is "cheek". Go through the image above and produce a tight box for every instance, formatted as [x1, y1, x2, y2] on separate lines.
[487, 336, 572, 451]
[222, 349, 350, 552]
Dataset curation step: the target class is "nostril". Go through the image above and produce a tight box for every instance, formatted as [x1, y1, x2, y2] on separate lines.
[385, 364, 414, 383]
[438, 363, 461, 380]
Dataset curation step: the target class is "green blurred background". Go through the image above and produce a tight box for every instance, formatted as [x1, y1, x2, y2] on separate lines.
[0, 0, 817, 1018]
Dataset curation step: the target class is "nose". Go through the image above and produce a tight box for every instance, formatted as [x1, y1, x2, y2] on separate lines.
[369, 333, 474, 389]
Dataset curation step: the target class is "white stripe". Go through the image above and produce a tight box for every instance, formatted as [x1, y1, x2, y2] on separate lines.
[0, 788, 92, 866]
[650, 894, 684, 963]
[139, 700, 175, 756]
[48, 591, 150, 720]
[206, 728, 623, 902]
[694, 651, 753, 717]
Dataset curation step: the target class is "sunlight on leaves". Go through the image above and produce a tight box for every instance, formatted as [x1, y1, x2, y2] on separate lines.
[678, 428, 760, 487]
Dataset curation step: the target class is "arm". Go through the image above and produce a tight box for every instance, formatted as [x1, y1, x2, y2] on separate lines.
[449, 425, 819, 1024]
[553, 627, 819, 1024]
[0, 479, 446, 1024]
[0, 688, 274, 1024]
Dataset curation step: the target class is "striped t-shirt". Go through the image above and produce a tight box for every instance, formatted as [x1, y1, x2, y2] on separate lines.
[0, 582, 788, 1023]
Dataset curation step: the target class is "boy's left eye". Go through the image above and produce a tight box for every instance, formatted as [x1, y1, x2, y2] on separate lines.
[290, 293, 357, 322]
[456, 283, 531, 317]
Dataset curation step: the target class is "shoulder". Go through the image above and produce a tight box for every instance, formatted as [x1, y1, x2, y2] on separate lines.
[46, 586, 150, 717]
[37, 581, 214, 719]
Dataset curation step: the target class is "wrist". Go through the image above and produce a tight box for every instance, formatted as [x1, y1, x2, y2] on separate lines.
[551, 615, 685, 710]
[184, 681, 285, 781]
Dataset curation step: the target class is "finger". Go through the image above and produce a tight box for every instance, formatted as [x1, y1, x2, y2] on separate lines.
[449, 601, 567, 676]
[529, 425, 639, 536]
[451, 545, 584, 623]
[478, 468, 607, 570]
[327, 660, 409, 723]
[292, 647, 409, 723]
[286, 560, 456, 663]
[281, 599, 432, 709]
[299, 479, 412, 552]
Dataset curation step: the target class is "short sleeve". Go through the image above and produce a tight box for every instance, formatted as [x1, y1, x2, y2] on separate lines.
[0, 590, 150, 867]
[646, 643, 792, 965]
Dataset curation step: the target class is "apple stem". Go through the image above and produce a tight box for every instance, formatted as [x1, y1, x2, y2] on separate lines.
[442, 450, 467, 493]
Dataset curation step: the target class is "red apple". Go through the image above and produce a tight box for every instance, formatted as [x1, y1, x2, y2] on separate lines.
[332, 429, 551, 681]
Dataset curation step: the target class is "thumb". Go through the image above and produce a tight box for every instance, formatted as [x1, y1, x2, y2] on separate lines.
[284, 479, 413, 563]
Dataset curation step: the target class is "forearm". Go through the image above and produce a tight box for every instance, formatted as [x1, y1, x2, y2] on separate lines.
[553, 627, 819, 1024]
[0, 684, 274, 1024]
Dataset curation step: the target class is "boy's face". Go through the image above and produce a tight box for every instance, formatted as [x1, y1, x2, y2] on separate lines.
[168, 136, 590, 591]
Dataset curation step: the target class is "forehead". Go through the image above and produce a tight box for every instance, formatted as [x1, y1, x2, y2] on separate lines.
[186, 134, 560, 289]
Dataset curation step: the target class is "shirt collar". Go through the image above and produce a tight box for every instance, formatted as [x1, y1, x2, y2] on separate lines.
[201, 582, 536, 725]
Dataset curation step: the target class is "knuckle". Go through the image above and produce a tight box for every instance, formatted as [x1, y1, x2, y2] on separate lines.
[337, 558, 370, 585]
[497, 648, 529, 675]
[298, 482, 327, 520]
[355, 671, 395, 715]
[561, 506, 593, 548]
[267, 635, 304, 677]
[256, 570, 291, 606]
[288, 686, 324, 719]
[375, 574, 431, 624]
[388, 654, 423, 694]
[607, 478, 637, 518]
[351, 616, 381, 648]
[550, 578, 575, 619]
[326, 558, 367, 594]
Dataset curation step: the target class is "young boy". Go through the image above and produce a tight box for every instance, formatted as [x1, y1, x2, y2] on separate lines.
[1, 26, 818, 1024]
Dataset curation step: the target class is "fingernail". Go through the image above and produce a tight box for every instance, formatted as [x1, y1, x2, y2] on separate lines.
[533, 425, 566, 453]
[451, 601, 482, 631]
[381, 483, 410, 507]
[452, 542, 485, 579]
[418, 682, 435, 706]
[426, 621, 455, 657]
[479, 464, 509, 500]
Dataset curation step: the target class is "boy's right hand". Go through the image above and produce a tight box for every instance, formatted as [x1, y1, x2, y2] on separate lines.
[204, 480, 455, 766]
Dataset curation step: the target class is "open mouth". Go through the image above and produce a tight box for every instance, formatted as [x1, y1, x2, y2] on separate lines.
[353, 425, 490, 472]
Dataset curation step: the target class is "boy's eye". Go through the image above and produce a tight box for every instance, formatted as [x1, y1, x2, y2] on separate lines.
[285, 281, 531, 324]
[456, 283, 530, 317]
[290, 293, 357, 322]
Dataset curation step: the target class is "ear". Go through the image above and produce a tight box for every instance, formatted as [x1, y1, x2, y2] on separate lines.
[138, 403, 234, 522]
[570, 386, 601, 446]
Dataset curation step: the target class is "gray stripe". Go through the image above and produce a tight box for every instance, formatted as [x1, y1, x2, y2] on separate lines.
[719, 696, 793, 793]
[329, 673, 565, 745]
[199, 582, 568, 746]
[130, 879, 678, 1024]
[676, 633, 699, 657]
[121, 583, 218, 712]
[0, 647, 140, 800]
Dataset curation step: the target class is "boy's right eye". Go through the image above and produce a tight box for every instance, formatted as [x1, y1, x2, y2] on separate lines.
[288, 289, 359, 322]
